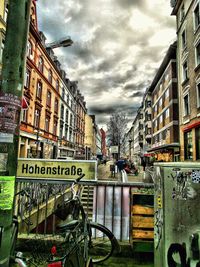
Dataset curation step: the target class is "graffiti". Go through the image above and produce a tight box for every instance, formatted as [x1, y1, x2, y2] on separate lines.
[167, 242, 200, 267]
[154, 208, 163, 250]
[154, 166, 163, 250]
[167, 243, 190, 267]
[169, 170, 197, 200]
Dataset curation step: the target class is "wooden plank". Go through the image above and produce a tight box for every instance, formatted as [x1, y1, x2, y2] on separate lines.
[132, 205, 154, 215]
[132, 230, 154, 239]
[132, 216, 154, 228]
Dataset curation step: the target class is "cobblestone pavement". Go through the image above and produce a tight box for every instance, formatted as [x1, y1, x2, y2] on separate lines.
[97, 160, 145, 183]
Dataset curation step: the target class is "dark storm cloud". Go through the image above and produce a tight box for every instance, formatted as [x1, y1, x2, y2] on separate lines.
[89, 103, 140, 117]
[37, 0, 176, 128]
[131, 91, 145, 98]
[115, 0, 146, 9]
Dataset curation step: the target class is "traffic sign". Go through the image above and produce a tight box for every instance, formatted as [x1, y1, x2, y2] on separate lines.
[17, 159, 97, 181]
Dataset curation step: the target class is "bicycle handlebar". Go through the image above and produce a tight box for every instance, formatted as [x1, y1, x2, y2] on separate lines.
[15, 189, 30, 198]
[74, 173, 85, 183]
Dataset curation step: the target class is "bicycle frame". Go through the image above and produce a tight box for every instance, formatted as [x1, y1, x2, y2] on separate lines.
[48, 174, 92, 267]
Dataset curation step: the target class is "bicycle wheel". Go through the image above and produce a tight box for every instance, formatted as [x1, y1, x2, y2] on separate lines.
[87, 222, 119, 263]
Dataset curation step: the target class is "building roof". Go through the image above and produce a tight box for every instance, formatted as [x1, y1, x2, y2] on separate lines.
[171, 0, 183, 15]
[148, 41, 177, 93]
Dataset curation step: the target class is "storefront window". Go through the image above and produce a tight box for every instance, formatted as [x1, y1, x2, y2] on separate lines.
[196, 127, 200, 160]
[184, 131, 193, 160]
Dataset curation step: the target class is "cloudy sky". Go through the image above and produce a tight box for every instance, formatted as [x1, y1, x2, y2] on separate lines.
[37, 0, 176, 128]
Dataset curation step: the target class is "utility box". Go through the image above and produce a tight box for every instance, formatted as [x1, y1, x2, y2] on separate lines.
[154, 162, 200, 267]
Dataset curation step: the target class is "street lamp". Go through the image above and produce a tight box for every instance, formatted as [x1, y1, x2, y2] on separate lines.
[34, 128, 42, 158]
[129, 139, 132, 160]
[46, 36, 73, 49]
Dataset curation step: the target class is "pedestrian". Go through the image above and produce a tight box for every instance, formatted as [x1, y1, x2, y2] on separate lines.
[142, 159, 146, 171]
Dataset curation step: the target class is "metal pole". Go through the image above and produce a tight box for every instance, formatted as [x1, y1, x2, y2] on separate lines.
[0, 1, 31, 266]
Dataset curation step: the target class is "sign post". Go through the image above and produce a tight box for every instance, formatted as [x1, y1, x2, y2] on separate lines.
[0, 1, 31, 266]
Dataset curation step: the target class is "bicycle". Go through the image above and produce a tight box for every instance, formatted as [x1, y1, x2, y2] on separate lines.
[51, 173, 120, 265]
[10, 174, 120, 266]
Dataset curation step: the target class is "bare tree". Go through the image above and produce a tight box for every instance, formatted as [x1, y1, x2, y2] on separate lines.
[107, 111, 128, 158]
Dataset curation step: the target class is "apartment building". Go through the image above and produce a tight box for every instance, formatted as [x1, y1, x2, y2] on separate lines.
[19, 2, 62, 158]
[19, 1, 86, 159]
[147, 42, 179, 161]
[85, 114, 96, 158]
[132, 107, 143, 165]
[74, 90, 87, 158]
[142, 90, 153, 157]
[171, 0, 200, 161]
[57, 77, 76, 159]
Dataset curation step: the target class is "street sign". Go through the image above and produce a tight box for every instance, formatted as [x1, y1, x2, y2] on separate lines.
[17, 159, 97, 181]
[110, 146, 118, 154]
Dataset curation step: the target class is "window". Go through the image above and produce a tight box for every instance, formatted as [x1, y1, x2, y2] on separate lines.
[65, 125, 68, 139]
[183, 94, 190, 116]
[4, 4, 8, 22]
[69, 129, 72, 142]
[159, 114, 163, 124]
[184, 131, 193, 160]
[182, 60, 188, 81]
[54, 98, 58, 113]
[53, 120, 57, 136]
[70, 114, 73, 126]
[61, 105, 64, 120]
[154, 104, 157, 113]
[25, 69, 31, 88]
[22, 109, 28, 123]
[165, 108, 170, 118]
[197, 82, 200, 108]
[59, 122, 64, 138]
[45, 116, 50, 132]
[65, 110, 69, 123]
[155, 119, 158, 129]
[27, 40, 33, 58]
[159, 97, 163, 107]
[56, 79, 59, 91]
[196, 127, 200, 159]
[147, 100, 151, 107]
[139, 113, 143, 119]
[165, 88, 169, 99]
[195, 41, 200, 67]
[46, 91, 51, 107]
[34, 108, 40, 128]
[181, 29, 186, 49]
[194, 2, 200, 30]
[38, 56, 44, 73]
[147, 114, 151, 121]
[48, 69, 52, 83]
[67, 94, 69, 104]
[36, 81, 42, 99]
[180, 4, 185, 22]
[62, 88, 65, 99]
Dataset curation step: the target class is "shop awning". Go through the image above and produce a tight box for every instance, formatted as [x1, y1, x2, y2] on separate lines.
[147, 143, 180, 152]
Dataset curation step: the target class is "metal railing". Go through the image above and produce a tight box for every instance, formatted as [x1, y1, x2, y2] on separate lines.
[15, 178, 154, 242]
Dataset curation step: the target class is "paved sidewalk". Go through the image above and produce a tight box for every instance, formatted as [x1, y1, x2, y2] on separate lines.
[98, 256, 153, 267]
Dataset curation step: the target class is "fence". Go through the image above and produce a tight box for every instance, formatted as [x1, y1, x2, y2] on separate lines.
[15, 178, 154, 242]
